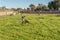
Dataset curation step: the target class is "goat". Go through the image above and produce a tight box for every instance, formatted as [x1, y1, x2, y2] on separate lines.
[22, 16, 29, 24]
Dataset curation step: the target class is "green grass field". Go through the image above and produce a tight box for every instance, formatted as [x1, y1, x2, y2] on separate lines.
[0, 14, 60, 40]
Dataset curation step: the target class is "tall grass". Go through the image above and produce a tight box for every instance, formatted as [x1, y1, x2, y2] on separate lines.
[0, 14, 60, 40]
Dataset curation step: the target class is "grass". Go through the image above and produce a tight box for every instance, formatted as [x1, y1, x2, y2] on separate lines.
[0, 14, 60, 40]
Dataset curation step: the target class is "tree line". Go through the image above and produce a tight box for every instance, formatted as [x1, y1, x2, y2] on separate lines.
[0, 0, 60, 13]
[29, 0, 60, 11]
[21, 0, 60, 13]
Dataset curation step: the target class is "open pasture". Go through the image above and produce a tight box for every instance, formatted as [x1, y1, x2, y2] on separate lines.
[0, 14, 60, 40]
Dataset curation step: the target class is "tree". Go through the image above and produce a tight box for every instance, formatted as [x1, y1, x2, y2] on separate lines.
[1, 6, 7, 11]
[27, 8, 30, 13]
[29, 4, 35, 11]
[48, 0, 60, 10]
[16, 8, 22, 12]
[11, 8, 16, 11]
[54, 0, 60, 7]
[35, 4, 46, 11]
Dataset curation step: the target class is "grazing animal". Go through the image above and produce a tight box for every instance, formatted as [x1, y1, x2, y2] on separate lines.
[22, 16, 29, 24]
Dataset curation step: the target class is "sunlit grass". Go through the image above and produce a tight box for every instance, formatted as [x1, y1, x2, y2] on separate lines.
[0, 14, 60, 40]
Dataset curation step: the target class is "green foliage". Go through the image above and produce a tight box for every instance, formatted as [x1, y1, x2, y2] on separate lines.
[36, 4, 46, 11]
[29, 4, 35, 8]
[48, 0, 60, 10]
[16, 8, 22, 12]
[0, 14, 60, 40]
[29, 4, 35, 11]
